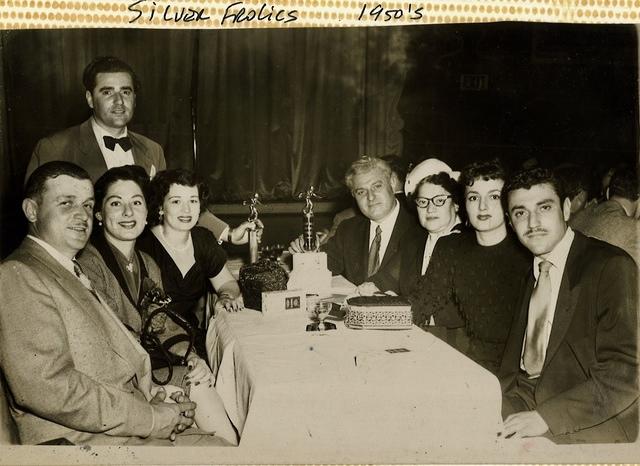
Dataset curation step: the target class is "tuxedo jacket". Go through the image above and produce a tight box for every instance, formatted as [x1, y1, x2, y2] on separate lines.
[499, 232, 639, 443]
[0, 238, 157, 445]
[26, 118, 166, 183]
[322, 205, 423, 293]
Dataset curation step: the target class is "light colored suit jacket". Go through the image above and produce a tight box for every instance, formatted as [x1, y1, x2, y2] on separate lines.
[0, 238, 157, 445]
[499, 233, 638, 443]
[570, 199, 639, 266]
[25, 118, 166, 183]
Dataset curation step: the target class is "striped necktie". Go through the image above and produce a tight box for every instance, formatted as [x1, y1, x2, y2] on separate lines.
[367, 225, 382, 278]
[73, 260, 100, 301]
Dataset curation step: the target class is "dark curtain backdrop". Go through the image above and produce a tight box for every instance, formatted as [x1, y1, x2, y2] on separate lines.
[196, 27, 407, 202]
[3, 29, 196, 173]
[0, 28, 406, 256]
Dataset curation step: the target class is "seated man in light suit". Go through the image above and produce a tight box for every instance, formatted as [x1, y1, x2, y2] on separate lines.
[499, 167, 638, 444]
[289, 156, 423, 294]
[25, 56, 257, 245]
[0, 161, 229, 446]
[570, 164, 639, 265]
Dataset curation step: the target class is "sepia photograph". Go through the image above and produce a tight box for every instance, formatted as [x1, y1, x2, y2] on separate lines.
[0, 17, 638, 464]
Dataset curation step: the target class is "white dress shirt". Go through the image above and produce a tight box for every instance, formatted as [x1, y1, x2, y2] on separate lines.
[368, 199, 400, 263]
[91, 118, 135, 170]
[520, 227, 575, 375]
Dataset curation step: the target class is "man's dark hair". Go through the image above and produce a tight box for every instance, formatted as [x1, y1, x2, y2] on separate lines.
[146, 169, 210, 226]
[554, 163, 590, 200]
[24, 161, 91, 203]
[459, 158, 506, 188]
[82, 56, 141, 93]
[94, 165, 149, 210]
[502, 167, 567, 212]
[609, 165, 639, 201]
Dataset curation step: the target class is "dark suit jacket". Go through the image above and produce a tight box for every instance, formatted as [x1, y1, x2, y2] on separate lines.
[322, 204, 423, 293]
[26, 118, 166, 183]
[499, 232, 639, 443]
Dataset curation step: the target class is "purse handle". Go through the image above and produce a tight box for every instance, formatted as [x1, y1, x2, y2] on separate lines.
[141, 306, 196, 385]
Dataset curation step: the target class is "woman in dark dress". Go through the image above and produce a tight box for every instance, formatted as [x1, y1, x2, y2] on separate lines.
[138, 169, 243, 333]
[409, 160, 531, 374]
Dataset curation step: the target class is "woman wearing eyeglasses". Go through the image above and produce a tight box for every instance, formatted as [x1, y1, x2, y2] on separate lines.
[399, 164, 464, 298]
[408, 159, 530, 374]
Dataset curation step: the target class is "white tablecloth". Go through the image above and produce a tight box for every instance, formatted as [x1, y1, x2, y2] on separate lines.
[205, 281, 515, 461]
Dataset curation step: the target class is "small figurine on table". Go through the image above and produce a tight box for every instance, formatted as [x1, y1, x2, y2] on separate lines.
[298, 186, 321, 252]
[243, 193, 262, 263]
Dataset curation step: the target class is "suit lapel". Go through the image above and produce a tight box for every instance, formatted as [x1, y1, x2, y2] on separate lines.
[355, 217, 371, 281]
[24, 239, 145, 380]
[378, 208, 406, 270]
[78, 119, 109, 177]
[543, 237, 584, 368]
[130, 132, 154, 175]
[24, 239, 114, 346]
[514, 275, 535, 363]
[380, 206, 418, 272]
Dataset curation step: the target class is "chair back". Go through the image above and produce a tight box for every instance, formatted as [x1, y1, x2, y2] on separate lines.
[0, 368, 20, 444]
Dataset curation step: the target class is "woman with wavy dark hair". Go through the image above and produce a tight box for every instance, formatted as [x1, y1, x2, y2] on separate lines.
[138, 169, 243, 333]
[409, 159, 530, 374]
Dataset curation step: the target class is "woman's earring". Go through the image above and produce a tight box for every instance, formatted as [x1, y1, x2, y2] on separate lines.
[158, 210, 164, 221]
[98, 220, 102, 226]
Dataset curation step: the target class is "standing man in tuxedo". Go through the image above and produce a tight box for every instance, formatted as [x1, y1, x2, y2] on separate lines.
[26, 56, 257, 244]
[289, 156, 423, 294]
[0, 161, 229, 445]
[499, 167, 638, 443]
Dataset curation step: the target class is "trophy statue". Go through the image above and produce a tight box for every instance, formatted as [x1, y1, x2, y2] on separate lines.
[287, 186, 333, 307]
[243, 193, 261, 263]
[298, 186, 320, 252]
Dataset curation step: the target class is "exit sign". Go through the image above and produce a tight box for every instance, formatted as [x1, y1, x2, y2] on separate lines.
[460, 74, 489, 91]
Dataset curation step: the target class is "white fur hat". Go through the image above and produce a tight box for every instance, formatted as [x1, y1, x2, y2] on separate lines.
[404, 158, 461, 196]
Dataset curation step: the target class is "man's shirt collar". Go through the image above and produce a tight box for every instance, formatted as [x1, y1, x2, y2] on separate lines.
[533, 227, 575, 280]
[27, 235, 77, 276]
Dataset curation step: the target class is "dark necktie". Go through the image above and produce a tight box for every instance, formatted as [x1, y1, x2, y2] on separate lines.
[367, 225, 382, 278]
[523, 260, 553, 378]
[103, 135, 132, 151]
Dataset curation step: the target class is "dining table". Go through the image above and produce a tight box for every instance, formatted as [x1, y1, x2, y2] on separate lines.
[204, 276, 542, 462]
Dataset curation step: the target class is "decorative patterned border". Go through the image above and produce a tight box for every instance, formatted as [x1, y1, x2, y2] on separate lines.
[0, 0, 639, 29]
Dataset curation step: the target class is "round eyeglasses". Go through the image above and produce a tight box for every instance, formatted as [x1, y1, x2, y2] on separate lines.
[414, 195, 452, 208]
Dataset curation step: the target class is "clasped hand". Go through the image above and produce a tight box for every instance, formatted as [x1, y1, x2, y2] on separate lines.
[150, 387, 197, 441]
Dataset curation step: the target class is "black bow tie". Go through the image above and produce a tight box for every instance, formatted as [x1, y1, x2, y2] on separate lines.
[103, 135, 132, 151]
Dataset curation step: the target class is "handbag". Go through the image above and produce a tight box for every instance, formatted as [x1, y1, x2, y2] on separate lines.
[140, 304, 196, 385]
